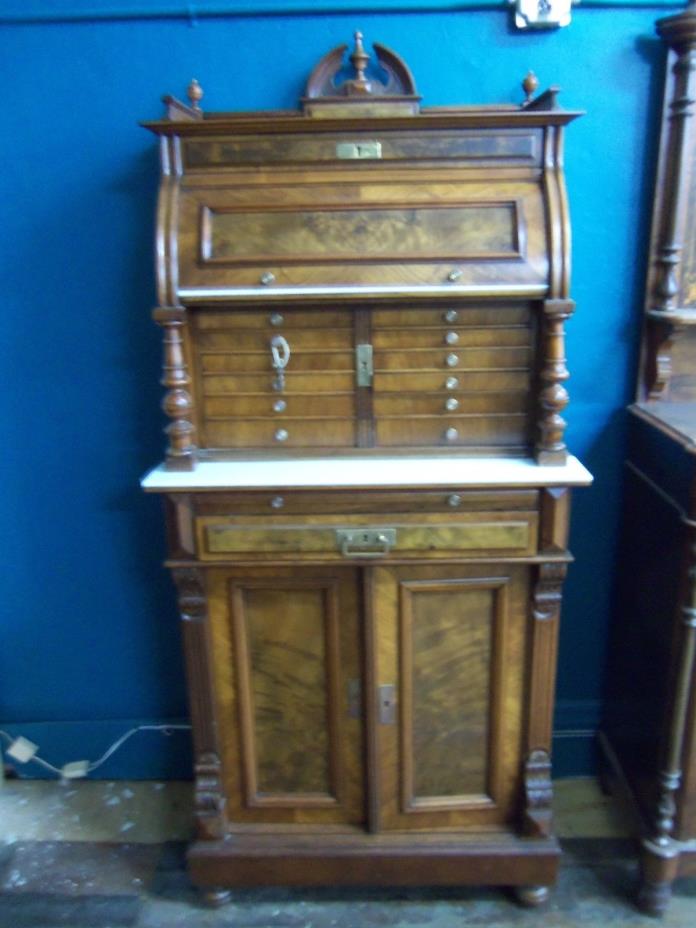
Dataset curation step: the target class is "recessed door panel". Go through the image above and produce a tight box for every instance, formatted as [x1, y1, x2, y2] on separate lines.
[371, 563, 528, 830]
[207, 567, 364, 826]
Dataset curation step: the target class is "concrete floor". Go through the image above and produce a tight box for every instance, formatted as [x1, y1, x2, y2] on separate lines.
[0, 778, 695, 926]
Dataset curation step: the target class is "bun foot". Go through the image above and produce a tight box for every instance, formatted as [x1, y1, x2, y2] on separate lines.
[637, 879, 672, 917]
[202, 887, 232, 907]
[514, 885, 550, 907]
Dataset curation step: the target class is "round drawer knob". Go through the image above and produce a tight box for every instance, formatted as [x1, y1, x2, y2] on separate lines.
[445, 331, 459, 346]
[447, 268, 463, 283]
[446, 353, 459, 368]
[448, 494, 462, 508]
[445, 376, 459, 390]
[445, 427, 459, 442]
[274, 428, 289, 442]
[260, 271, 276, 286]
[444, 309, 458, 323]
[273, 399, 287, 413]
[270, 496, 285, 509]
[445, 397, 459, 412]
[269, 312, 284, 326]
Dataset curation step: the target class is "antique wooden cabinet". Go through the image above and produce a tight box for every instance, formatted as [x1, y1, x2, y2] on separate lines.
[141, 36, 591, 905]
[600, 2, 696, 916]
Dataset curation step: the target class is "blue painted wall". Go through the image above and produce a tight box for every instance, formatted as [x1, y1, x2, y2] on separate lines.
[0, 4, 674, 777]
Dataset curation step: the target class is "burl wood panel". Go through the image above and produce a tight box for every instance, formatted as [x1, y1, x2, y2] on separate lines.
[206, 567, 364, 826]
[177, 179, 547, 291]
[371, 564, 528, 830]
[204, 204, 519, 264]
[408, 584, 492, 799]
[241, 585, 332, 795]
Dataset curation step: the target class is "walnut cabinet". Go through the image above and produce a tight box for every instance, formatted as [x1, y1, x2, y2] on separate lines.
[141, 35, 591, 905]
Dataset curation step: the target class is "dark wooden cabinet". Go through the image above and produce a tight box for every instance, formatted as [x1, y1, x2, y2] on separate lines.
[142, 35, 590, 905]
[600, 2, 696, 917]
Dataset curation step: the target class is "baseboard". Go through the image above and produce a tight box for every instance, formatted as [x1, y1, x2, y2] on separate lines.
[0, 718, 192, 780]
[1, 703, 601, 780]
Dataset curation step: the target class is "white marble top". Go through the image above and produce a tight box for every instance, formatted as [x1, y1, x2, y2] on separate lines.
[141, 455, 592, 491]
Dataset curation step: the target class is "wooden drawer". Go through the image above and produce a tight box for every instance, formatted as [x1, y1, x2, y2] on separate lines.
[372, 370, 532, 393]
[373, 347, 532, 371]
[371, 305, 531, 328]
[193, 309, 351, 330]
[200, 350, 354, 373]
[182, 129, 542, 170]
[204, 394, 355, 418]
[372, 326, 531, 350]
[196, 511, 539, 561]
[373, 392, 529, 416]
[201, 372, 356, 394]
[197, 329, 353, 351]
[193, 489, 539, 516]
[375, 415, 529, 448]
[203, 419, 356, 448]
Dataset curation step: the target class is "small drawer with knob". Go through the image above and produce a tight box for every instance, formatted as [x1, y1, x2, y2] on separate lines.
[373, 393, 528, 416]
[192, 488, 539, 518]
[203, 419, 356, 449]
[375, 414, 528, 448]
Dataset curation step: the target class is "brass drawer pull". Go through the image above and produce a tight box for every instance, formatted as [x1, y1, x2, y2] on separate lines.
[336, 528, 396, 558]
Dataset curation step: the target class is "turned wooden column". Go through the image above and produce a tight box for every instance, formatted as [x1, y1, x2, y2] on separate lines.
[536, 299, 574, 465]
[644, 2, 696, 399]
[638, 522, 696, 915]
[153, 306, 197, 470]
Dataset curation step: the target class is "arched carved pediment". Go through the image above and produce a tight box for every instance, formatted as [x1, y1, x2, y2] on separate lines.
[302, 31, 420, 116]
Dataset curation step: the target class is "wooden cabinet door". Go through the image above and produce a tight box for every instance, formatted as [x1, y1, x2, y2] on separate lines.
[369, 564, 529, 830]
[207, 566, 364, 827]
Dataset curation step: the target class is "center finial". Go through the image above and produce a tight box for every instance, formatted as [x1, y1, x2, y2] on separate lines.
[346, 31, 372, 95]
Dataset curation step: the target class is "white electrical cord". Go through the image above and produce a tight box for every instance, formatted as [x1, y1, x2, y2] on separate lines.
[0, 724, 191, 778]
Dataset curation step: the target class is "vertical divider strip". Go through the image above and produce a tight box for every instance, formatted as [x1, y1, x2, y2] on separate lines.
[355, 307, 375, 447]
[363, 565, 382, 833]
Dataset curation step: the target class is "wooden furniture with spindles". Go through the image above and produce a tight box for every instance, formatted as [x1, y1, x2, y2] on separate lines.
[600, 3, 696, 917]
[141, 34, 591, 906]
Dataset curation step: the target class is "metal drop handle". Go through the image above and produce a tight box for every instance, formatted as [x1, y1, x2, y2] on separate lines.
[270, 335, 291, 370]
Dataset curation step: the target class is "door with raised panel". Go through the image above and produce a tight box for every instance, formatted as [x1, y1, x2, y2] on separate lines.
[370, 563, 529, 830]
[206, 566, 365, 827]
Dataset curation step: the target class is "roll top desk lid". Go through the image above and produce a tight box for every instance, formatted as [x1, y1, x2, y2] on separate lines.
[143, 33, 582, 306]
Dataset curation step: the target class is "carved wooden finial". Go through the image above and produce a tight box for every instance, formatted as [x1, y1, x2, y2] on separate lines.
[522, 71, 539, 104]
[302, 34, 419, 114]
[347, 31, 372, 96]
[187, 78, 204, 112]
